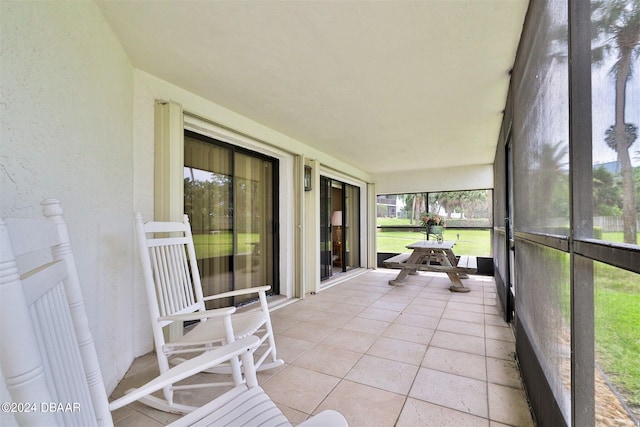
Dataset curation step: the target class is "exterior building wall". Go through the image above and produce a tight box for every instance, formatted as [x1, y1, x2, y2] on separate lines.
[0, 1, 135, 392]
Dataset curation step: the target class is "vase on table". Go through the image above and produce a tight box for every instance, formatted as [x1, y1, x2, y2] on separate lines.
[428, 225, 444, 242]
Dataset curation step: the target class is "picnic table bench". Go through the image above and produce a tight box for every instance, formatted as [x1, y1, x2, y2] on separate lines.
[383, 241, 477, 292]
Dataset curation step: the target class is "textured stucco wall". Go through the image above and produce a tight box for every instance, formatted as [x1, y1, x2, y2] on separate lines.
[0, 1, 135, 393]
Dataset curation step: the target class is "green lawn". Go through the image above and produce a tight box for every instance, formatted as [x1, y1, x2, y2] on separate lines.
[377, 229, 492, 256]
[192, 232, 259, 259]
[594, 263, 640, 409]
[601, 231, 640, 244]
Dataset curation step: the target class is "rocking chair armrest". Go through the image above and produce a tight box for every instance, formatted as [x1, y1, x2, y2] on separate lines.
[108, 335, 260, 411]
[158, 306, 236, 323]
[203, 285, 271, 301]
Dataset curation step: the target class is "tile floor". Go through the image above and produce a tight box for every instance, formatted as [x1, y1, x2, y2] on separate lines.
[110, 269, 536, 427]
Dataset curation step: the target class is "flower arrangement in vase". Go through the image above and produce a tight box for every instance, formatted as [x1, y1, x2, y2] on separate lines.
[420, 214, 445, 241]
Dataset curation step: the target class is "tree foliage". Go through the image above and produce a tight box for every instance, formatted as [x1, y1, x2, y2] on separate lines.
[593, 166, 623, 216]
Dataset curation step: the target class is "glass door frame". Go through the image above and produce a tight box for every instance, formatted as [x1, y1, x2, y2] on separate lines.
[184, 129, 280, 301]
[319, 175, 362, 281]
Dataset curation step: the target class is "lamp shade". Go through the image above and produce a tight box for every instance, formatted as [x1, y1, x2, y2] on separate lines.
[331, 211, 342, 227]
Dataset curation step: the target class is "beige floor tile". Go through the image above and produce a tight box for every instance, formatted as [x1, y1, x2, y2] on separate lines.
[448, 301, 486, 314]
[387, 281, 425, 290]
[276, 404, 309, 425]
[430, 330, 486, 356]
[485, 312, 508, 326]
[409, 297, 449, 310]
[486, 324, 515, 342]
[292, 343, 362, 377]
[438, 318, 486, 338]
[367, 336, 427, 365]
[397, 398, 490, 427]
[113, 409, 173, 427]
[320, 286, 358, 297]
[272, 334, 315, 362]
[409, 367, 488, 418]
[484, 296, 498, 306]
[309, 290, 351, 302]
[485, 338, 516, 361]
[487, 356, 523, 389]
[344, 290, 387, 302]
[269, 315, 295, 334]
[347, 289, 387, 301]
[343, 298, 387, 309]
[484, 305, 502, 316]
[393, 312, 440, 330]
[110, 361, 161, 399]
[417, 290, 451, 302]
[377, 293, 416, 304]
[271, 303, 316, 321]
[315, 380, 405, 427]
[357, 307, 401, 322]
[304, 309, 354, 328]
[111, 270, 536, 427]
[450, 294, 485, 305]
[117, 400, 182, 426]
[403, 302, 445, 318]
[422, 346, 487, 381]
[261, 365, 340, 414]
[341, 316, 390, 335]
[290, 298, 333, 313]
[110, 404, 137, 425]
[122, 352, 159, 378]
[345, 354, 418, 395]
[369, 299, 409, 312]
[383, 322, 434, 345]
[488, 383, 535, 427]
[443, 307, 486, 323]
[279, 320, 336, 343]
[320, 328, 378, 353]
[324, 302, 366, 316]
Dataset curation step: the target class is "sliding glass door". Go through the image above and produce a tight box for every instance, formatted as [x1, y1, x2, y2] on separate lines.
[320, 176, 361, 280]
[184, 131, 279, 307]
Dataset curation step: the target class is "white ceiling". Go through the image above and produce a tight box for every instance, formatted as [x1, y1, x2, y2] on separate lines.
[97, 0, 528, 176]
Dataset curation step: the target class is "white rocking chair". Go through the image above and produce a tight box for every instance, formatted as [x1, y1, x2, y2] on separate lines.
[0, 199, 347, 427]
[133, 213, 284, 413]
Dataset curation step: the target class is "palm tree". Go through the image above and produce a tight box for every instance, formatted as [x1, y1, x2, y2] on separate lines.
[404, 193, 425, 225]
[592, 0, 640, 243]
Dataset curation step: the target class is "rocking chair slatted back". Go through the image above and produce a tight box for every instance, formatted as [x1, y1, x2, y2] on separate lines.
[137, 217, 205, 321]
[0, 199, 112, 426]
[150, 243, 198, 317]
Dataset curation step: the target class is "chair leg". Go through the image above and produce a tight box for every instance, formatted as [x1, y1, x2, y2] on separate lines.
[260, 320, 284, 370]
[126, 390, 197, 415]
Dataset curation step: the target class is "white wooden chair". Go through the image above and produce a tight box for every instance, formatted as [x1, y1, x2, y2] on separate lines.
[0, 199, 347, 427]
[133, 213, 284, 413]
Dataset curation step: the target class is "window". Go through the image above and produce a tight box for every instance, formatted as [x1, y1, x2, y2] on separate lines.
[184, 130, 279, 306]
[376, 190, 493, 257]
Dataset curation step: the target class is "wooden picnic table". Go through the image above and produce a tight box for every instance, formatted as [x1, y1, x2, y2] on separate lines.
[383, 241, 477, 293]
